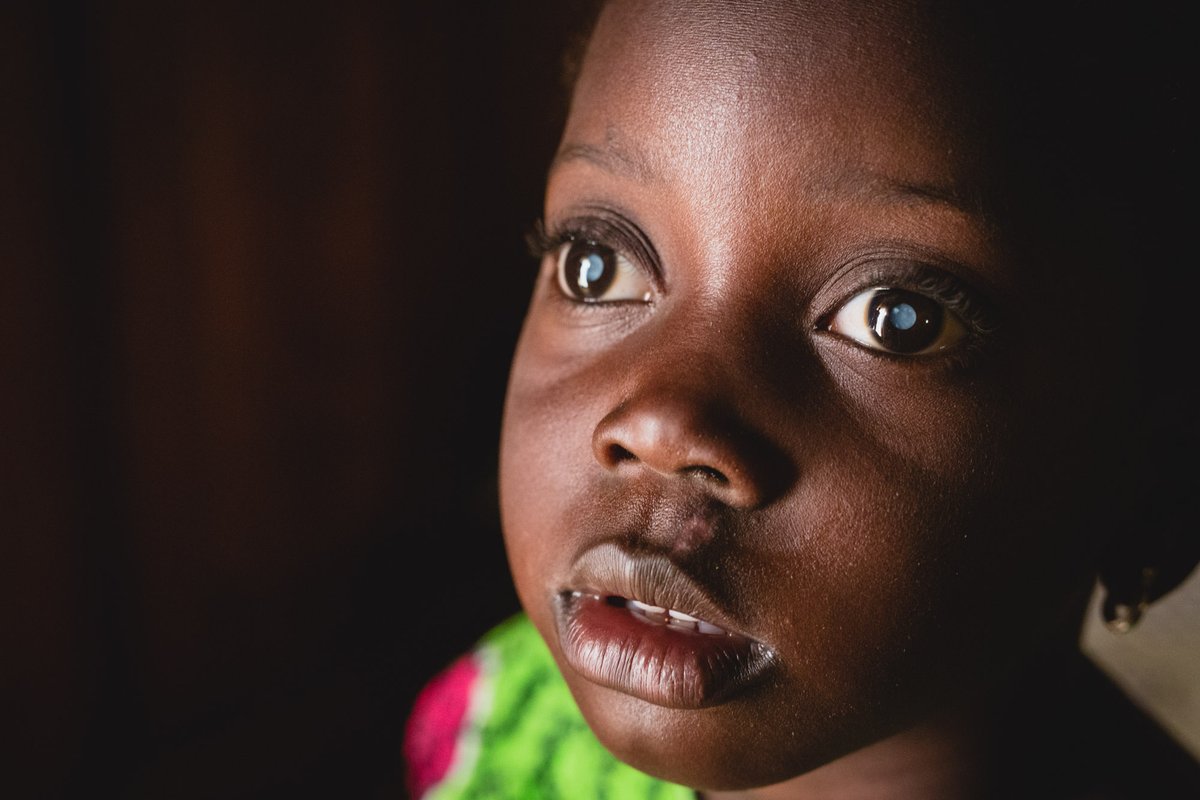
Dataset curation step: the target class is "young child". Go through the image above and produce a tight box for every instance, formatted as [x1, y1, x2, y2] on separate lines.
[404, 2, 1198, 797]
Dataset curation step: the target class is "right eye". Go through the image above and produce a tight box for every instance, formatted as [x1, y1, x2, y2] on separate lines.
[555, 239, 651, 303]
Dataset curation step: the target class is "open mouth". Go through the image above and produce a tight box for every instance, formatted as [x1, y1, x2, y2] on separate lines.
[553, 544, 775, 709]
[582, 592, 733, 636]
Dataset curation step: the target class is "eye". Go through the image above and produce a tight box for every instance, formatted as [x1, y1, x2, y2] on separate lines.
[555, 239, 652, 303]
[825, 286, 967, 355]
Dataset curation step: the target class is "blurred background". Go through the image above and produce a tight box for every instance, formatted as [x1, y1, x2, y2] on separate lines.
[2, 2, 587, 796]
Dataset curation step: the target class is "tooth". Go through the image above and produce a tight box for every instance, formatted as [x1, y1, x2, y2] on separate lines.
[668, 609, 700, 623]
[697, 621, 725, 635]
[668, 617, 698, 632]
[628, 599, 666, 614]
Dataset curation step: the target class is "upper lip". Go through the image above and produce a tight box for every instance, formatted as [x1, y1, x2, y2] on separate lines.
[559, 541, 764, 645]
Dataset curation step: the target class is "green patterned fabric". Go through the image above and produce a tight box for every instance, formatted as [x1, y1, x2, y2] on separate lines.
[422, 614, 695, 800]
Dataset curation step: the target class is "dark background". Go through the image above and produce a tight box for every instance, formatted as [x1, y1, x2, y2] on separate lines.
[3, 2, 587, 797]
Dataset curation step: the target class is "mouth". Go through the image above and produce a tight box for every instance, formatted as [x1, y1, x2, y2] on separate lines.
[554, 542, 776, 709]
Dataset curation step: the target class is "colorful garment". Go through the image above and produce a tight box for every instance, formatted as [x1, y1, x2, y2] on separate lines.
[403, 613, 696, 799]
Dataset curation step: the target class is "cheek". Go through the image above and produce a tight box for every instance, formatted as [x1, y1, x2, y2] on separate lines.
[754, 458, 987, 705]
[821, 343, 1011, 479]
[788, 417, 1089, 692]
[734, 399, 1078, 734]
[497, 343, 598, 618]
[802, 351, 1093, 627]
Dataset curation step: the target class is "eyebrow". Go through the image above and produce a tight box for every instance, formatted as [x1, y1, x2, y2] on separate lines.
[552, 140, 659, 183]
[867, 177, 983, 215]
[552, 139, 983, 215]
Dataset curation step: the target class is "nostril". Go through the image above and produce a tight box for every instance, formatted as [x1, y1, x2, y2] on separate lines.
[604, 443, 637, 465]
[682, 465, 728, 484]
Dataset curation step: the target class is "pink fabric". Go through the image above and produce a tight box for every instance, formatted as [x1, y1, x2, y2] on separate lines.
[403, 655, 480, 799]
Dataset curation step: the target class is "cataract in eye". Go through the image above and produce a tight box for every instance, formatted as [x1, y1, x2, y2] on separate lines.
[827, 286, 967, 355]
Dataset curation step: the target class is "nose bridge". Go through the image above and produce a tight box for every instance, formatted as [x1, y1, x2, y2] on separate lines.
[591, 303, 792, 509]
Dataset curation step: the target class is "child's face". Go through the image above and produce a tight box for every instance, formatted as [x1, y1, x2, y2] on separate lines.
[500, 0, 1119, 790]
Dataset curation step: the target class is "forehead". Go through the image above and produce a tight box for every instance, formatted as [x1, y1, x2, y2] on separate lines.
[551, 0, 1024, 300]
[564, 0, 992, 201]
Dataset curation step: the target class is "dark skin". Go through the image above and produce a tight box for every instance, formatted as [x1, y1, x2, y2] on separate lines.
[498, 1, 1197, 797]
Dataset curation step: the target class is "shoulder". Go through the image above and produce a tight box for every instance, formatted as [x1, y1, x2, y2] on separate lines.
[402, 613, 693, 800]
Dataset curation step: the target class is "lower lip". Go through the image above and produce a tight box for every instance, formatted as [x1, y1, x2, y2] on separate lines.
[555, 593, 773, 709]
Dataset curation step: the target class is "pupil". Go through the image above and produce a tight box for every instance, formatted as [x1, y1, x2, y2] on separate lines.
[564, 240, 616, 300]
[891, 303, 917, 330]
[868, 290, 941, 353]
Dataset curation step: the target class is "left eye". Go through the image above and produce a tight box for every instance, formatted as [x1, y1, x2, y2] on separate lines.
[555, 239, 651, 303]
[825, 287, 966, 355]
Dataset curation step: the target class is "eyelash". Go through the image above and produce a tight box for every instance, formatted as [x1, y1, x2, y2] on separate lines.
[525, 217, 560, 259]
[844, 264, 999, 337]
[527, 214, 660, 283]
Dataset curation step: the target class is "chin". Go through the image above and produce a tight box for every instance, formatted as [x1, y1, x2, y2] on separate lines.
[565, 673, 874, 791]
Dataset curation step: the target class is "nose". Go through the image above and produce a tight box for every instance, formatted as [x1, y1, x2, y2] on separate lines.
[591, 383, 789, 510]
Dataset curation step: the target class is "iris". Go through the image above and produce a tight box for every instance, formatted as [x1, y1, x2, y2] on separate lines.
[868, 290, 942, 353]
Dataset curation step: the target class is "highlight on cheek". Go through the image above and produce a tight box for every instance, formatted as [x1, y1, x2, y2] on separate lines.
[554, 239, 652, 303]
[825, 286, 968, 356]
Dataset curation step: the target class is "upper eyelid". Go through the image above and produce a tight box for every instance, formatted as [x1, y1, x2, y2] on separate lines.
[838, 261, 1000, 336]
[535, 211, 664, 288]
